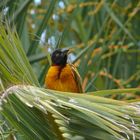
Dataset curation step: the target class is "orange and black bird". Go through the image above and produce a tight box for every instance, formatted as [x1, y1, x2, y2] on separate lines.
[45, 49, 83, 93]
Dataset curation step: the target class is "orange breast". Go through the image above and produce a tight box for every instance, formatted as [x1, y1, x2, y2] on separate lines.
[45, 64, 79, 92]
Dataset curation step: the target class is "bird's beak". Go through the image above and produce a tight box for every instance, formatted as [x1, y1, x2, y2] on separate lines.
[63, 49, 70, 55]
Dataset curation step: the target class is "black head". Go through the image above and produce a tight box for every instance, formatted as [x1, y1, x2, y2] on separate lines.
[51, 49, 69, 66]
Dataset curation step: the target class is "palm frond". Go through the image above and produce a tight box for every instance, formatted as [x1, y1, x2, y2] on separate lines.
[0, 19, 39, 88]
[1, 85, 140, 140]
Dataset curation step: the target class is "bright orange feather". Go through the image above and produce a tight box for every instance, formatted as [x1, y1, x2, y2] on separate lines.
[45, 64, 80, 93]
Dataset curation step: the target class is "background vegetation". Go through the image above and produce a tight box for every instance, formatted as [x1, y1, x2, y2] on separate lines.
[0, 0, 140, 140]
[2, 0, 140, 92]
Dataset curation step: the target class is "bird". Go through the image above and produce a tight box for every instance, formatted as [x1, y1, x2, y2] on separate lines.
[45, 49, 83, 93]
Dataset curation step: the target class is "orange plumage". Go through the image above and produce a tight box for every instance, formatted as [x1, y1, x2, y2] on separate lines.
[45, 49, 83, 93]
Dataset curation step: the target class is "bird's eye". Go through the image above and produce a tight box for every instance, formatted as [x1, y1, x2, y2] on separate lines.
[55, 53, 60, 57]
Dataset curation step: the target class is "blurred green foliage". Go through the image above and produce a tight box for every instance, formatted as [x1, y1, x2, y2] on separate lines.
[2, 0, 140, 95]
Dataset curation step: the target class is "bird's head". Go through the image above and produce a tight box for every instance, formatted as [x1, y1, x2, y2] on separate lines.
[51, 49, 69, 66]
